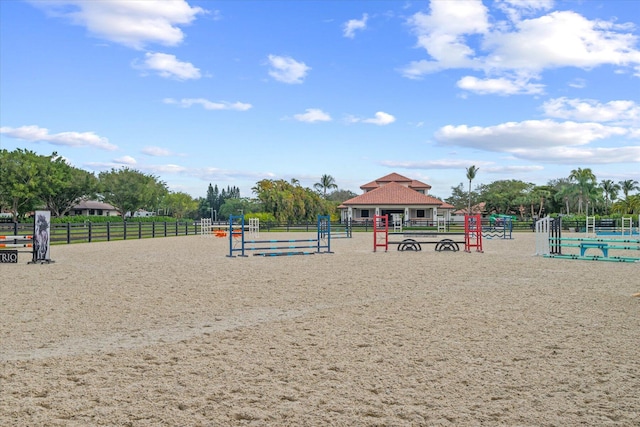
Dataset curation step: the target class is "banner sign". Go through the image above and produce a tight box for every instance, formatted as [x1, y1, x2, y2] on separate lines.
[0, 250, 19, 263]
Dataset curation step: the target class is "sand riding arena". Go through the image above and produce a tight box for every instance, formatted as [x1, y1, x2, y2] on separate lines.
[1, 232, 638, 426]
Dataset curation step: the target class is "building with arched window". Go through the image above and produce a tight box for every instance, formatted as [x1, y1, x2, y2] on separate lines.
[339, 173, 454, 225]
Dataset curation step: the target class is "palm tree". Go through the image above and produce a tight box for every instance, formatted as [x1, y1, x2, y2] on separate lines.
[533, 185, 552, 218]
[569, 167, 596, 214]
[618, 179, 639, 199]
[314, 174, 338, 197]
[599, 179, 620, 215]
[612, 194, 640, 215]
[551, 178, 574, 214]
[466, 165, 479, 214]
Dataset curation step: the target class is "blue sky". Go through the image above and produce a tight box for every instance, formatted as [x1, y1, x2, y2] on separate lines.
[1, 0, 639, 200]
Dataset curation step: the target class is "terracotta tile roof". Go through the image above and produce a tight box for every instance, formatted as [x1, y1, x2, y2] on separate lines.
[360, 180, 381, 190]
[342, 182, 446, 206]
[375, 172, 413, 183]
[360, 173, 432, 191]
[409, 180, 432, 190]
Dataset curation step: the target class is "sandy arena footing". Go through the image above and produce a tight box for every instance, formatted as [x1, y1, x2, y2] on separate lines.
[1, 232, 638, 426]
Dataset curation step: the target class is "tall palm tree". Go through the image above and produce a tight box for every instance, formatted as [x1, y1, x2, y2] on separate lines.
[551, 178, 574, 214]
[599, 179, 620, 214]
[314, 174, 338, 197]
[466, 165, 479, 214]
[618, 179, 639, 199]
[533, 185, 552, 218]
[569, 167, 596, 214]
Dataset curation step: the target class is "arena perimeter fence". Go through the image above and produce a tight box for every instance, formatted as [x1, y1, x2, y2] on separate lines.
[0, 218, 633, 246]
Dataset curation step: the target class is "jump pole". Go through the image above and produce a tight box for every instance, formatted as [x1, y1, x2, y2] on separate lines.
[228, 215, 332, 257]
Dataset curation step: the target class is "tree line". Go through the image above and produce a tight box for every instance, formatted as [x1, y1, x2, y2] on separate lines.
[0, 150, 357, 223]
[0, 149, 194, 221]
[2, 149, 637, 224]
[449, 166, 639, 218]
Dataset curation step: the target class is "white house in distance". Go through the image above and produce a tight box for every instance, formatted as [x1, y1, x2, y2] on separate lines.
[69, 200, 119, 217]
[339, 173, 455, 225]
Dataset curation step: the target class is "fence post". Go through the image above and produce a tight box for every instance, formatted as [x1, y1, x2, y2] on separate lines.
[66, 223, 71, 244]
[124, 221, 127, 240]
[107, 222, 111, 241]
[88, 222, 92, 243]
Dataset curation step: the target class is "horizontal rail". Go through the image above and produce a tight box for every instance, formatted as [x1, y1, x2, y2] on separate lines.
[389, 240, 465, 245]
[544, 254, 640, 263]
[549, 237, 640, 244]
[244, 239, 319, 244]
[245, 245, 319, 251]
[253, 252, 316, 257]
[389, 232, 465, 236]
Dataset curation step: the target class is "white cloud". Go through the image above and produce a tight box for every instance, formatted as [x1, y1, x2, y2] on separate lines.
[267, 55, 310, 84]
[0, 125, 117, 151]
[114, 155, 137, 165]
[483, 164, 545, 173]
[381, 159, 495, 169]
[293, 109, 332, 123]
[163, 98, 252, 111]
[514, 145, 640, 164]
[495, 0, 554, 22]
[151, 164, 188, 174]
[141, 146, 174, 156]
[29, 0, 205, 49]
[437, 119, 628, 150]
[402, 0, 490, 77]
[457, 75, 545, 95]
[380, 160, 545, 180]
[365, 112, 396, 125]
[542, 97, 640, 125]
[402, 4, 640, 93]
[350, 111, 396, 126]
[191, 168, 276, 182]
[138, 52, 200, 80]
[484, 11, 640, 71]
[343, 13, 368, 38]
[435, 119, 638, 164]
[567, 78, 586, 89]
